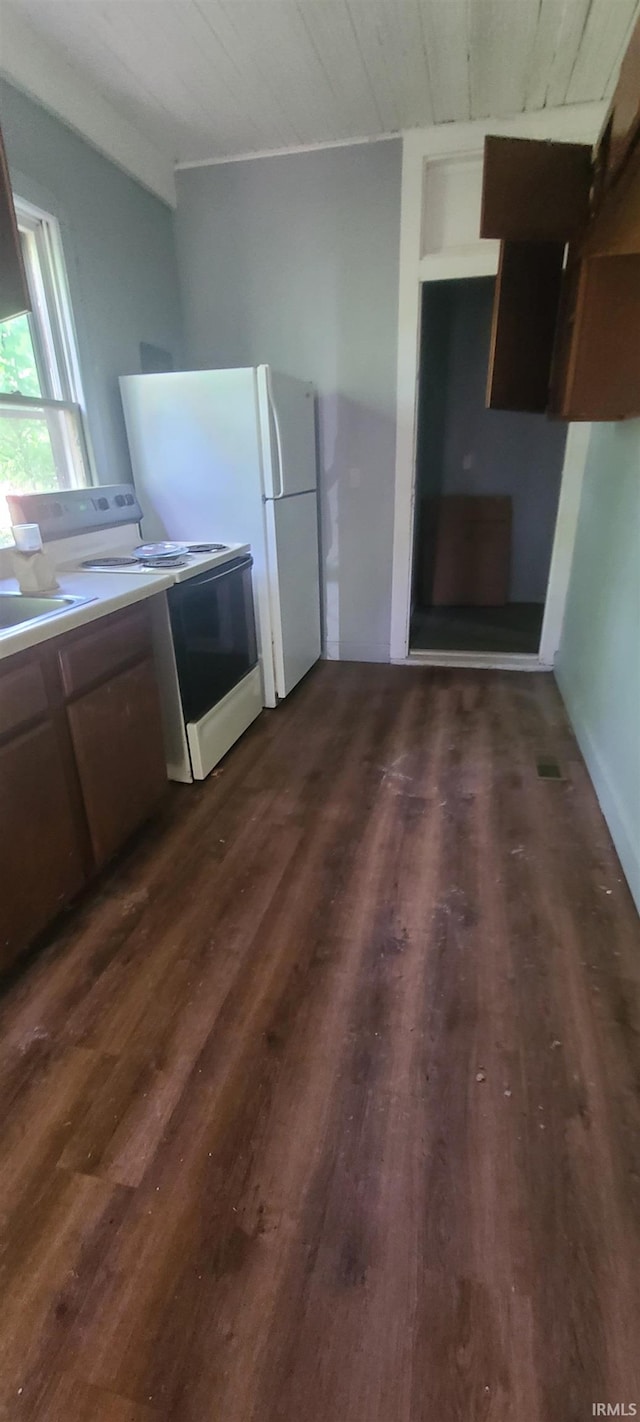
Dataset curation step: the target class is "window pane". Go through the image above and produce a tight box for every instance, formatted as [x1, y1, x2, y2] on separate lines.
[0, 313, 42, 397]
[0, 405, 85, 543]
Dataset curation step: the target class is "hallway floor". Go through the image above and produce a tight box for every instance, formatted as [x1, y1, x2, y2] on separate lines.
[410, 601, 544, 654]
[1, 662, 639, 1421]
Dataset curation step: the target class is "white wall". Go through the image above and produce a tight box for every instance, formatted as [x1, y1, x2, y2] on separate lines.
[556, 420, 640, 914]
[175, 140, 402, 663]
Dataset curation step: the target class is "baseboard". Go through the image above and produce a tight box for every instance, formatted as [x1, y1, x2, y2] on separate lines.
[555, 670, 640, 915]
[401, 650, 550, 672]
[324, 640, 390, 664]
[321, 643, 551, 672]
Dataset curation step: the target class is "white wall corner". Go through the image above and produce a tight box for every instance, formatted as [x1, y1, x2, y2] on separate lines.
[0, 6, 176, 207]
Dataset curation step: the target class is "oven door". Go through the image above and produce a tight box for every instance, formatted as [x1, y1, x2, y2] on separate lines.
[168, 555, 258, 723]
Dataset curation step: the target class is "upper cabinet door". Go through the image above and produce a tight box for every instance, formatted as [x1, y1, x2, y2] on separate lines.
[607, 16, 640, 184]
[486, 240, 564, 413]
[480, 136, 593, 245]
[553, 254, 640, 422]
[0, 123, 31, 324]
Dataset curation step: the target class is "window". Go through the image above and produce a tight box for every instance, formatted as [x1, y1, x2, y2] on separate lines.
[0, 198, 92, 543]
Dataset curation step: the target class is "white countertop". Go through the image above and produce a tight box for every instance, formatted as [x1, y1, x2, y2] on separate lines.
[0, 542, 250, 662]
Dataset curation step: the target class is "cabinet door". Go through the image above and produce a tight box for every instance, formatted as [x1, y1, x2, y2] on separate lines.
[480, 136, 592, 243]
[0, 123, 31, 323]
[486, 240, 564, 412]
[67, 658, 167, 868]
[556, 254, 640, 421]
[608, 16, 640, 182]
[0, 721, 85, 971]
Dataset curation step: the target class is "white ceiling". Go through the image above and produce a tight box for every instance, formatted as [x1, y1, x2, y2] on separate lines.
[1, 0, 638, 201]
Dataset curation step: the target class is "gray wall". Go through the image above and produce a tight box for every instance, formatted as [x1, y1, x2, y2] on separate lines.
[0, 78, 182, 486]
[175, 140, 401, 663]
[556, 420, 640, 914]
[417, 278, 567, 603]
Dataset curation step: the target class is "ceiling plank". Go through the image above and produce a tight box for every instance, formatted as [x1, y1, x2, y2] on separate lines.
[295, 0, 385, 135]
[213, 0, 348, 144]
[345, 0, 437, 132]
[345, 1, 404, 131]
[417, 0, 469, 124]
[525, 0, 591, 110]
[566, 0, 640, 103]
[141, 2, 280, 156]
[159, 1, 297, 153]
[469, 0, 541, 120]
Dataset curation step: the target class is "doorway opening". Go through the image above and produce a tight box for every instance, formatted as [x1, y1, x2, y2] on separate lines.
[410, 276, 568, 658]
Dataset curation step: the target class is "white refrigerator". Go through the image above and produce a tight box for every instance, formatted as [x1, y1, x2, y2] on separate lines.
[120, 365, 322, 709]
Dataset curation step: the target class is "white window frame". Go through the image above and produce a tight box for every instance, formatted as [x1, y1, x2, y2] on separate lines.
[0, 195, 94, 501]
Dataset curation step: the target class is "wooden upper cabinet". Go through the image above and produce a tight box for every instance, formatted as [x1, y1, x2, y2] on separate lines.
[482, 15, 640, 422]
[607, 15, 640, 184]
[480, 136, 593, 244]
[583, 142, 640, 258]
[487, 240, 564, 412]
[0, 123, 31, 325]
[553, 254, 640, 421]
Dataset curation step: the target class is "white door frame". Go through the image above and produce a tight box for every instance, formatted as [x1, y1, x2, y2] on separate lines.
[389, 108, 603, 668]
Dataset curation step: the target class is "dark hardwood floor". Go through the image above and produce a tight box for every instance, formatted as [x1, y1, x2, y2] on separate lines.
[1, 661, 639, 1422]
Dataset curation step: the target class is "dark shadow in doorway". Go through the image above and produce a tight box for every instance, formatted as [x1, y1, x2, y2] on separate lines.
[410, 276, 567, 660]
[410, 603, 544, 655]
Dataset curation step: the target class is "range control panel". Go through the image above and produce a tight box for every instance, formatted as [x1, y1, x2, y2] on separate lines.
[6, 484, 143, 542]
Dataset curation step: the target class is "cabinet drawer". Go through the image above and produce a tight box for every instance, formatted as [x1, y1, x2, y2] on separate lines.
[58, 604, 151, 698]
[0, 653, 48, 739]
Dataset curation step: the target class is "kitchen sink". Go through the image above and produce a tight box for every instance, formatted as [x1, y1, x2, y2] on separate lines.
[0, 592, 95, 633]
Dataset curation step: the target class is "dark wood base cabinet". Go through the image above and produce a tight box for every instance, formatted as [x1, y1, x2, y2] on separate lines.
[0, 602, 167, 973]
[67, 658, 167, 869]
[0, 721, 85, 968]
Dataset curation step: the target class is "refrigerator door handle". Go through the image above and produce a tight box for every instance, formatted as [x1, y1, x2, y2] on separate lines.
[266, 366, 285, 499]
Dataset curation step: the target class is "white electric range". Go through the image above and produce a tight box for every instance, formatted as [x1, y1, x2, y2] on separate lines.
[7, 485, 263, 782]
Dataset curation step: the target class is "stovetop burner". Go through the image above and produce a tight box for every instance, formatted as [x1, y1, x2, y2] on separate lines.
[81, 556, 137, 568]
[79, 542, 230, 573]
[81, 554, 189, 570]
[185, 543, 228, 553]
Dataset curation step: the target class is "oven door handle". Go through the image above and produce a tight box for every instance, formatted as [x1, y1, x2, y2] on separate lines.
[173, 555, 253, 595]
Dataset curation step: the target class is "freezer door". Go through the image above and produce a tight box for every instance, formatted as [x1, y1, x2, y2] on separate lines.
[265, 491, 322, 698]
[257, 367, 317, 499]
[120, 368, 277, 710]
[120, 369, 263, 540]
